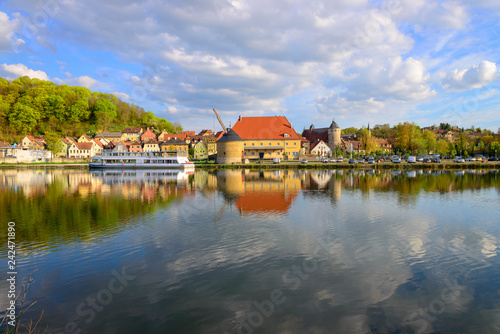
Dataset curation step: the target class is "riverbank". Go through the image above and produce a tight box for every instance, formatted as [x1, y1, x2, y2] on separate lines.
[1, 161, 498, 170]
[195, 161, 500, 170]
[0, 163, 88, 169]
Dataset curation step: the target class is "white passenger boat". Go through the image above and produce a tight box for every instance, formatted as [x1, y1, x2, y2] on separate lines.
[89, 151, 195, 169]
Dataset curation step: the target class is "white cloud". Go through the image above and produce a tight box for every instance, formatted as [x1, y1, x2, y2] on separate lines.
[392, 0, 468, 30]
[0, 11, 24, 51]
[3, 0, 499, 129]
[328, 56, 435, 103]
[75, 75, 98, 88]
[0, 63, 49, 80]
[53, 74, 114, 92]
[112, 92, 131, 101]
[442, 61, 498, 91]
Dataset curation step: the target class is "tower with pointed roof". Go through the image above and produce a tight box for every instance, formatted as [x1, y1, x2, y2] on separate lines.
[327, 119, 341, 150]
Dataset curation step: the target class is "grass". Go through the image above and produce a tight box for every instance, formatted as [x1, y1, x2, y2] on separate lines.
[1, 273, 46, 334]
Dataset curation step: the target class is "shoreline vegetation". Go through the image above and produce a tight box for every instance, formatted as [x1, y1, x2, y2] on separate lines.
[0, 162, 498, 170]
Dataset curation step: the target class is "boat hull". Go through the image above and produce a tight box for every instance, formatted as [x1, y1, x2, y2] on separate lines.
[88, 162, 194, 169]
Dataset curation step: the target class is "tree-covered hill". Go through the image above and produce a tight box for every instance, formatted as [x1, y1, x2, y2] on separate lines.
[0, 76, 182, 142]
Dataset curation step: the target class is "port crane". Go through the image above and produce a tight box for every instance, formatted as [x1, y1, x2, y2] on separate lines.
[212, 108, 228, 133]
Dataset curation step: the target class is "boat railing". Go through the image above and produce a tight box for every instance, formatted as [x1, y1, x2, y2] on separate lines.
[100, 150, 188, 158]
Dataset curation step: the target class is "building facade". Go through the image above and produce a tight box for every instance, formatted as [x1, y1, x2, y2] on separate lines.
[231, 116, 301, 161]
[301, 120, 341, 154]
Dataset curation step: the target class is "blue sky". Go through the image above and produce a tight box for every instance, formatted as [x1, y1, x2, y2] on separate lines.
[0, 0, 499, 133]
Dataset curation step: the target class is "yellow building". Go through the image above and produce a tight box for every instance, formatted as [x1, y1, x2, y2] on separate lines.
[77, 134, 92, 143]
[231, 116, 301, 160]
[160, 138, 188, 156]
[121, 127, 144, 142]
[216, 129, 244, 164]
[95, 132, 122, 144]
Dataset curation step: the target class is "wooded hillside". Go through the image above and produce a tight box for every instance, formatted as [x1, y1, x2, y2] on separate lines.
[0, 76, 182, 142]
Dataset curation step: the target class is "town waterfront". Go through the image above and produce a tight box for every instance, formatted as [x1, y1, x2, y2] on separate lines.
[1, 169, 499, 333]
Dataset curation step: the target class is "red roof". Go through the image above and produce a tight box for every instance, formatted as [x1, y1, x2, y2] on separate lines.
[301, 127, 329, 143]
[235, 191, 298, 214]
[181, 131, 196, 137]
[162, 133, 187, 141]
[310, 139, 327, 150]
[61, 137, 76, 145]
[231, 116, 300, 140]
[75, 142, 92, 150]
[198, 129, 214, 136]
[123, 127, 143, 133]
[215, 131, 224, 140]
[92, 138, 104, 148]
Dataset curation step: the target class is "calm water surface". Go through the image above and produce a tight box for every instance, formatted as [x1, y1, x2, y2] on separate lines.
[0, 169, 499, 334]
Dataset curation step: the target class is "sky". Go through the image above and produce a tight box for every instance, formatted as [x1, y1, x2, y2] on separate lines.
[0, 0, 499, 133]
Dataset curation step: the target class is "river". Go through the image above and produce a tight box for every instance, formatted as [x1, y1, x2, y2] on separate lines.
[0, 169, 499, 334]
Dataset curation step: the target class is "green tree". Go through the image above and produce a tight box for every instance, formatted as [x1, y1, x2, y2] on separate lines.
[45, 131, 64, 157]
[454, 132, 471, 157]
[93, 99, 117, 130]
[436, 139, 451, 156]
[342, 127, 357, 135]
[489, 141, 500, 157]
[439, 123, 451, 131]
[422, 129, 437, 153]
[69, 98, 90, 122]
[394, 122, 423, 154]
[359, 128, 379, 154]
[8, 102, 41, 133]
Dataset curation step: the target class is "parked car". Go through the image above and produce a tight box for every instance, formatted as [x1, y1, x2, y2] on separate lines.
[407, 156, 416, 163]
[358, 158, 365, 164]
[475, 155, 485, 161]
[416, 156, 424, 162]
[273, 157, 281, 164]
[348, 159, 355, 164]
[465, 157, 476, 162]
[301, 159, 308, 164]
[337, 157, 344, 162]
[487, 157, 498, 161]
[367, 158, 375, 164]
[392, 156, 401, 163]
[431, 157, 441, 163]
[422, 157, 431, 163]
[454, 157, 465, 163]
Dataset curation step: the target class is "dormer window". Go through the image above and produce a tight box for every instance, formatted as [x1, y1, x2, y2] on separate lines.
[284, 133, 290, 138]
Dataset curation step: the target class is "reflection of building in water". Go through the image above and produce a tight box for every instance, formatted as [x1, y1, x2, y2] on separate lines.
[0, 169, 191, 203]
[329, 176, 342, 202]
[194, 170, 218, 191]
[0, 170, 56, 198]
[89, 170, 193, 202]
[216, 170, 301, 215]
[302, 170, 342, 202]
[309, 170, 332, 189]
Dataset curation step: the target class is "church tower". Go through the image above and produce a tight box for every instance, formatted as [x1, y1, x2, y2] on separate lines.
[327, 119, 341, 150]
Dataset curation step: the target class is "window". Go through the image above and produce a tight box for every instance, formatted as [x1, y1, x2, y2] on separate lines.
[269, 143, 271, 145]
[284, 133, 289, 138]
[294, 142, 296, 145]
[286, 143, 288, 146]
[252, 143, 255, 146]
[260, 143, 263, 146]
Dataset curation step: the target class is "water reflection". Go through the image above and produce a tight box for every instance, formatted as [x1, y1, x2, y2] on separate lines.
[1, 169, 499, 246]
[0, 169, 499, 333]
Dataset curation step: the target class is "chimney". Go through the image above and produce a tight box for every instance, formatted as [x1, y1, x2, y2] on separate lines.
[239, 115, 242, 122]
